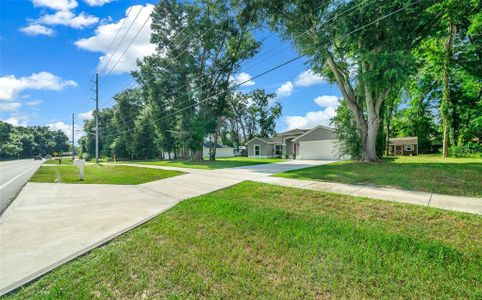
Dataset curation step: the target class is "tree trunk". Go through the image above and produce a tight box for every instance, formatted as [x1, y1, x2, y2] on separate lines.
[326, 54, 383, 162]
[365, 119, 380, 161]
[385, 101, 394, 156]
[442, 126, 449, 157]
[208, 134, 218, 161]
[441, 23, 454, 158]
[191, 146, 204, 161]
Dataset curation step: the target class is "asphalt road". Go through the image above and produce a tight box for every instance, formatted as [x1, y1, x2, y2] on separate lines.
[0, 159, 43, 215]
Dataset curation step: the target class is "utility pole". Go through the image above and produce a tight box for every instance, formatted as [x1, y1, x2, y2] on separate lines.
[95, 73, 99, 163]
[72, 113, 75, 161]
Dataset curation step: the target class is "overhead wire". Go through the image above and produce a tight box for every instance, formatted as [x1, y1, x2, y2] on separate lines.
[98, 0, 424, 139]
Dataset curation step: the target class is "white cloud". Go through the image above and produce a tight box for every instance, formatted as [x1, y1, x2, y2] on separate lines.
[283, 95, 340, 131]
[284, 106, 337, 131]
[4, 114, 29, 126]
[233, 72, 255, 87]
[20, 24, 55, 36]
[83, 0, 112, 6]
[314, 95, 340, 108]
[47, 121, 84, 139]
[275, 81, 293, 98]
[22, 0, 98, 34]
[78, 110, 93, 120]
[38, 10, 99, 29]
[75, 4, 155, 75]
[0, 72, 77, 101]
[0, 102, 21, 112]
[32, 0, 78, 11]
[294, 69, 325, 87]
[25, 100, 42, 106]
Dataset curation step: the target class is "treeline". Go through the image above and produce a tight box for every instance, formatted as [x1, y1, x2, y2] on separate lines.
[80, 0, 281, 161]
[80, 89, 281, 160]
[331, 0, 481, 159]
[0, 121, 69, 159]
[82, 0, 481, 162]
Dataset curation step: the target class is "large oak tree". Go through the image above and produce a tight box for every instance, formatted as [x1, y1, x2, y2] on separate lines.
[242, 0, 433, 161]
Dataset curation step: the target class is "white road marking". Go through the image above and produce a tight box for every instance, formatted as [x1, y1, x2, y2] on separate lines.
[0, 163, 40, 190]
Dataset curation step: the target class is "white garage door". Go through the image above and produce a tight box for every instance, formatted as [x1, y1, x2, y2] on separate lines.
[299, 140, 338, 160]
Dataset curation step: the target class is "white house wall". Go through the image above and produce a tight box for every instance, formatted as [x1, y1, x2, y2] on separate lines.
[202, 147, 234, 158]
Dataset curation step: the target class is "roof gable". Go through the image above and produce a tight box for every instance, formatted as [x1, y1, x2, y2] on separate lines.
[293, 125, 335, 142]
[245, 137, 272, 145]
[277, 128, 310, 136]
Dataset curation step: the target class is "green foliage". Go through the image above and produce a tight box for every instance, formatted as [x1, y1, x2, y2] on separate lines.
[133, 0, 261, 160]
[248, 0, 432, 161]
[331, 101, 362, 160]
[0, 121, 69, 159]
[225, 89, 281, 147]
[111, 88, 143, 159]
[133, 105, 158, 160]
[449, 143, 482, 158]
[332, 100, 388, 159]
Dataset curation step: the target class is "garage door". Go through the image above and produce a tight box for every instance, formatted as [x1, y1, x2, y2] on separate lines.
[299, 140, 338, 160]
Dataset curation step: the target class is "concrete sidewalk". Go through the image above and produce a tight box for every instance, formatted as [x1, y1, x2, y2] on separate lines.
[0, 160, 328, 295]
[1, 159, 480, 295]
[254, 176, 482, 215]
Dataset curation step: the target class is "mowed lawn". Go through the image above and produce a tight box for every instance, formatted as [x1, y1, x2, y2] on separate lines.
[8, 182, 482, 299]
[30, 164, 183, 184]
[43, 157, 74, 165]
[130, 157, 284, 169]
[276, 155, 482, 197]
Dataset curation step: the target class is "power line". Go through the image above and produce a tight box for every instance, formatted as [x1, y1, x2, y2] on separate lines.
[95, 4, 134, 74]
[99, 6, 222, 91]
[100, 0, 375, 129]
[98, 7, 223, 106]
[77, 4, 136, 118]
[98, 0, 423, 140]
[97, 5, 144, 77]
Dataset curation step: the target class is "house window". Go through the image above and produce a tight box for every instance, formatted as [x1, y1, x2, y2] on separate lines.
[254, 144, 260, 156]
[274, 145, 282, 156]
[404, 144, 413, 151]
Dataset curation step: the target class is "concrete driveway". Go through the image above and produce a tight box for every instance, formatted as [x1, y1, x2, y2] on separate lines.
[0, 160, 329, 295]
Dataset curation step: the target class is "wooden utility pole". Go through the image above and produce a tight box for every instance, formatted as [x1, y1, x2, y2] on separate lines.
[72, 113, 75, 161]
[95, 73, 99, 163]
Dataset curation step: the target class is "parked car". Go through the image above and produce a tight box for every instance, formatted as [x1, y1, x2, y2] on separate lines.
[45, 154, 52, 159]
[33, 155, 42, 160]
[234, 146, 247, 157]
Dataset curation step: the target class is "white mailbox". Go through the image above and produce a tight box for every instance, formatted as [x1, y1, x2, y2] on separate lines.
[74, 159, 86, 180]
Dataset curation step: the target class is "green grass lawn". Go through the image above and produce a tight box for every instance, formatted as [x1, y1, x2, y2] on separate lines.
[276, 155, 482, 197]
[127, 157, 285, 170]
[43, 157, 74, 165]
[7, 182, 482, 298]
[29, 164, 183, 184]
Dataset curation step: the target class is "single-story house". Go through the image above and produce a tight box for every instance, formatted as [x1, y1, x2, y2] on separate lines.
[202, 141, 234, 158]
[388, 137, 418, 156]
[245, 125, 341, 160]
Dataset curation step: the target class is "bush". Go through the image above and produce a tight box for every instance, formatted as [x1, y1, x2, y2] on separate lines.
[449, 143, 482, 158]
[82, 153, 91, 161]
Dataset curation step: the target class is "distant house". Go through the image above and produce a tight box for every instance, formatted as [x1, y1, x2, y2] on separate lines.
[245, 125, 341, 160]
[202, 141, 234, 158]
[388, 137, 418, 156]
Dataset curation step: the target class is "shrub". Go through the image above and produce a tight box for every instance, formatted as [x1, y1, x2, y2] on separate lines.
[82, 153, 91, 161]
[449, 143, 482, 158]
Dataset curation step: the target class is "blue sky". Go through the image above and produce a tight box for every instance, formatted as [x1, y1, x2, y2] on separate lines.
[0, 0, 341, 137]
